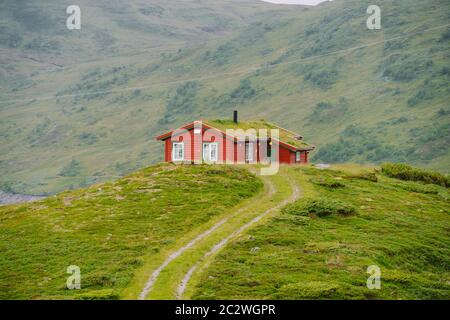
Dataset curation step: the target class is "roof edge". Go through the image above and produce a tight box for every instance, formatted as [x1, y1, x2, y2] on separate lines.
[155, 120, 315, 151]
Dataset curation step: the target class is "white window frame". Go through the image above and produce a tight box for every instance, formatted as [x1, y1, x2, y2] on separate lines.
[296, 151, 301, 162]
[245, 142, 254, 162]
[203, 142, 218, 163]
[172, 142, 184, 161]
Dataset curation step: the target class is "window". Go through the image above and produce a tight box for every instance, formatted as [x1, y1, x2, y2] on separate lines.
[203, 143, 218, 162]
[172, 142, 184, 161]
[245, 142, 253, 162]
[296, 151, 301, 162]
[210, 143, 218, 162]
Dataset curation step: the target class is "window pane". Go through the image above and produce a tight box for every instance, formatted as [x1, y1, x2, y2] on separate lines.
[210, 143, 217, 161]
[173, 143, 184, 161]
[246, 143, 253, 162]
[203, 143, 209, 162]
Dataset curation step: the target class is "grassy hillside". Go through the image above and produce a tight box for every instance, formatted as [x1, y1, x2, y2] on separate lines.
[191, 165, 450, 299]
[0, 164, 262, 299]
[0, 0, 449, 194]
[0, 0, 288, 85]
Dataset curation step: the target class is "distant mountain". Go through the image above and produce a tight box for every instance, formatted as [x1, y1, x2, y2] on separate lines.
[0, 0, 290, 87]
[0, 0, 449, 194]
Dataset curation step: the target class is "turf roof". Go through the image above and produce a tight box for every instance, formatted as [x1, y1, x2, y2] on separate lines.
[204, 119, 312, 149]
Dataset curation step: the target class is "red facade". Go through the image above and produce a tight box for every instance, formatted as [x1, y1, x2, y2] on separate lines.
[157, 121, 311, 165]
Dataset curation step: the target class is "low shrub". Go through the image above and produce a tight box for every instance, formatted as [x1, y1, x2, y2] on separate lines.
[348, 171, 378, 182]
[275, 281, 340, 299]
[77, 289, 119, 300]
[394, 182, 439, 195]
[310, 176, 346, 189]
[59, 159, 83, 177]
[382, 270, 412, 284]
[381, 163, 449, 187]
[283, 198, 356, 217]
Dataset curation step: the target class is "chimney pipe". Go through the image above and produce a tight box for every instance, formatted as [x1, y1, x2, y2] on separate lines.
[233, 110, 238, 123]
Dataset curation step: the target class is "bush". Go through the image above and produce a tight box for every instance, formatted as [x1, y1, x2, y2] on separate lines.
[394, 182, 439, 195]
[167, 81, 200, 113]
[436, 108, 450, 118]
[407, 85, 435, 107]
[159, 81, 200, 124]
[77, 289, 119, 300]
[275, 281, 340, 299]
[215, 79, 259, 108]
[304, 69, 338, 90]
[380, 54, 433, 82]
[283, 198, 356, 217]
[230, 79, 256, 101]
[78, 132, 99, 145]
[381, 163, 449, 187]
[347, 171, 378, 182]
[59, 160, 83, 177]
[310, 176, 346, 188]
[202, 43, 238, 66]
[309, 100, 348, 123]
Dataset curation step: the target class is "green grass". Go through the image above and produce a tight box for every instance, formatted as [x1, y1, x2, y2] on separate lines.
[1, 0, 449, 195]
[205, 119, 311, 148]
[191, 165, 450, 299]
[137, 165, 296, 300]
[381, 163, 450, 187]
[1, 162, 448, 300]
[0, 164, 262, 299]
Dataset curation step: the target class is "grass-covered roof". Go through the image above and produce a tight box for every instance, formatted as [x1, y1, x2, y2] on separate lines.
[204, 119, 313, 149]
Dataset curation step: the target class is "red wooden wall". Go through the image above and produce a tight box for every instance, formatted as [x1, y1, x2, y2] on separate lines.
[162, 125, 309, 164]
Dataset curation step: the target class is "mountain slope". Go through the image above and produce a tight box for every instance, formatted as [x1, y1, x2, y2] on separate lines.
[0, 0, 449, 194]
[0, 0, 291, 89]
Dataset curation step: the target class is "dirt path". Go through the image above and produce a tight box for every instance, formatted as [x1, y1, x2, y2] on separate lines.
[175, 178, 300, 299]
[138, 170, 300, 300]
[138, 175, 276, 300]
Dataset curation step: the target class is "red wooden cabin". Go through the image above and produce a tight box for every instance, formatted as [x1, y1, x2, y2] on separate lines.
[156, 112, 315, 165]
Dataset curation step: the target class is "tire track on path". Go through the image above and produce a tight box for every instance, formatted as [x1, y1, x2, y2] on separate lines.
[138, 174, 276, 300]
[175, 176, 301, 299]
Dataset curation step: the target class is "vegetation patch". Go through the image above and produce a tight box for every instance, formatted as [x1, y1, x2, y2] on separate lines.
[312, 125, 444, 164]
[275, 281, 341, 299]
[380, 54, 433, 82]
[159, 81, 201, 124]
[214, 79, 262, 109]
[202, 43, 238, 66]
[192, 165, 450, 300]
[59, 159, 84, 177]
[308, 98, 348, 123]
[392, 181, 440, 195]
[298, 63, 339, 90]
[310, 176, 346, 189]
[381, 163, 449, 187]
[78, 289, 119, 300]
[283, 198, 356, 217]
[0, 164, 262, 299]
[347, 171, 378, 182]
